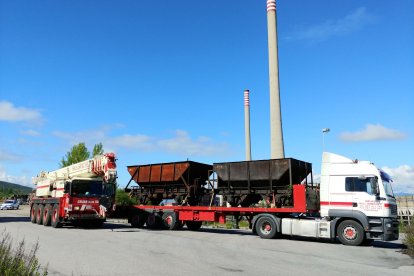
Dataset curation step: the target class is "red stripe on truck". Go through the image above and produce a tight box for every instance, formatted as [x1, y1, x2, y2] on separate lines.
[320, 201, 353, 206]
[36, 185, 49, 189]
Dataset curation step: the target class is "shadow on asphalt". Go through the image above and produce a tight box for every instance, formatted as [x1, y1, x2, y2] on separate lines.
[198, 228, 253, 236]
[372, 241, 407, 249]
[283, 235, 407, 250]
[0, 216, 30, 223]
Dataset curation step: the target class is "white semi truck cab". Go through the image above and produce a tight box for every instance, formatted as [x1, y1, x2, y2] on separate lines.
[318, 152, 399, 244]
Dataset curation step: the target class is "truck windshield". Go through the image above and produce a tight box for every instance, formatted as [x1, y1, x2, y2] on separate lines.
[71, 180, 104, 197]
[380, 170, 395, 198]
[382, 179, 395, 198]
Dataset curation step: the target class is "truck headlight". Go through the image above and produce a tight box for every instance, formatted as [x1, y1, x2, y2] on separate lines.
[74, 206, 80, 211]
[386, 223, 392, 228]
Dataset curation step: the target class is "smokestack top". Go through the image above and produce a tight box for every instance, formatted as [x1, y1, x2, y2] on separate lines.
[267, 0, 276, 12]
[244, 89, 250, 106]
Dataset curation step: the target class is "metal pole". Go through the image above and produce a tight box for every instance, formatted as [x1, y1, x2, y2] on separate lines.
[322, 128, 330, 152]
[267, 0, 285, 159]
[244, 90, 252, 161]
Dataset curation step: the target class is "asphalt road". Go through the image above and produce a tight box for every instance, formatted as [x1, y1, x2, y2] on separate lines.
[1, 206, 413, 276]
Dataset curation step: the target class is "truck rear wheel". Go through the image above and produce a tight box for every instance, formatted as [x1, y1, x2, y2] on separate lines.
[255, 215, 279, 239]
[186, 221, 202, 231]
[36, 204, 44, 225]
[43, 204, 52, 226]
[30, 204, 38, 223]
[51, 205, 62, 228]
[162, 212, 182, 230]
[337, 220, 364, 246]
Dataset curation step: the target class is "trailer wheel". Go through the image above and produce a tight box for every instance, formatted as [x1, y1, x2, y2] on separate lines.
[146, 213, 162, 229]
[186, 221, 202, 231]
[30, 204, 38, 223]
[51, 205, 62, 228]
[162, 212, 182, 230]
[255, 216, 278, 239]
[43, 204, 52, 226]
[36, 204, 44, 225]
[130, 212, 148, 228]
[337, 220, 364, 246]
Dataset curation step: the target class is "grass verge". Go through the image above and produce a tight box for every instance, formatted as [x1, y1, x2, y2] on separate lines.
[403, 223, 414, 257]
[0, 230, 48, 275]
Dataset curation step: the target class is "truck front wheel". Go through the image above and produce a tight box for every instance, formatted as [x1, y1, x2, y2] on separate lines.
[337, 220, 364, 246]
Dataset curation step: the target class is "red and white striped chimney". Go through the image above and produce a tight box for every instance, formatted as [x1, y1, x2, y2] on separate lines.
[244, 89, 252, 161]
[267, 0, 285, 159]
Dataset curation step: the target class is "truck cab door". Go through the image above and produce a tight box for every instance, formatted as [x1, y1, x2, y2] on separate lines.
[346, 176, 381, 216]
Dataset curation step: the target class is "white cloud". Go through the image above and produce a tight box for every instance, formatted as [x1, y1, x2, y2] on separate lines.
[0, 149, 23, 162]
[52, 129, 106, 143]
[53, 127, 232, 157]
[381, 165, 414, 194]
[285, 7, 376, 42]
[20, 129, 41, 137]
[340, 124, 407, 142]
[157, 130, 231, 156]
[106, 134, 153, 151]
[0, 101, 43, 124]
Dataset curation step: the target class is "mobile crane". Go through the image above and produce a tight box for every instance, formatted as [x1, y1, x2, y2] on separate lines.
[30, 153, 117, 228]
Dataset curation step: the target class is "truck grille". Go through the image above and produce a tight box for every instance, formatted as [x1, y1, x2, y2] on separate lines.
[390, 204, 397, 216]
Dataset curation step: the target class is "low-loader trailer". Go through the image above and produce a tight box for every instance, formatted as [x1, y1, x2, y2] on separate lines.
[125, 152, 398, 246]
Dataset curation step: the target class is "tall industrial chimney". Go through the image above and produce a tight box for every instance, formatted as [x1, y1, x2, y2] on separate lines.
[244, 90, 252, 161]
[267, 0, 285, 159]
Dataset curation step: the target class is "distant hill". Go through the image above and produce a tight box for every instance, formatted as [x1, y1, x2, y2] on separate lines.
[0, 181, 33, 194]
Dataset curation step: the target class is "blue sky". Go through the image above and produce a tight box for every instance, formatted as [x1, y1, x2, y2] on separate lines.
[1, 0, 413, 193]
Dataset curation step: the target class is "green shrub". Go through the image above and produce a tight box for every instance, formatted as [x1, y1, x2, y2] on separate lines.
[0, 230, 48, 276]
[115, 189, 137, 207]
[403, 223, 414, 257]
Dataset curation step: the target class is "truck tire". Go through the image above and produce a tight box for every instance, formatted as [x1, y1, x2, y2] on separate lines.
[130, 212, 148, 228]
[146, 213, 162, 229]
[43, 204, 52, 226]
[186, 221, 202, 231]
[162, 212, 182, 230]
[51, 205, 62, 228]
[30, 204, 38, 223]
[255, 216, 278, 239]
[337, 220, 364, 246]
[36, 204, 44, 225]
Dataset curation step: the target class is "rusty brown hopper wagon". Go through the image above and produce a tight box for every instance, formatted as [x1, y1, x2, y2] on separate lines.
[213, 158, 312, 207]
[125, 161, 212, 206]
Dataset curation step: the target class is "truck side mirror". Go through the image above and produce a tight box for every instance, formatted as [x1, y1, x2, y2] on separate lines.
[373, 177, 380, 196]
